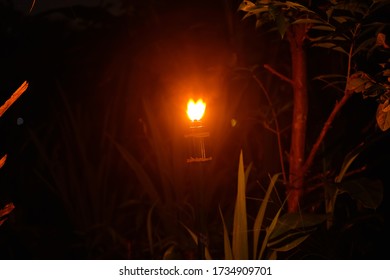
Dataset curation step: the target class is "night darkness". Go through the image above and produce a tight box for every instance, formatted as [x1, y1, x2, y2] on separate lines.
[0, 0, 389, 260]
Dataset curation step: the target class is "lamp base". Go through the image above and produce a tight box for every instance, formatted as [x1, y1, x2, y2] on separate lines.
[185, 121, 212, 163]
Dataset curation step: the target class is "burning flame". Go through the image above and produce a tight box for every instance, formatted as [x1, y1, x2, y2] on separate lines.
[187, 99, 206, 121]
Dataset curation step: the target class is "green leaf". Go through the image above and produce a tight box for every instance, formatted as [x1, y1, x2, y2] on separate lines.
[219, 206, 233, 260]
[270, 234, 310, 252]
[182, 223, 213, 260]
[267, 213, 326, 251]
[258, 202, 284, 259]
[311, 42, 349, 55]
[253, 173, 280, 259]
[243, 7, 270, 20]
[276, 14, 289, 38]
[339, 178, 383, 209]
[335, 147, 361, 183]
[232, 150, 248, 259]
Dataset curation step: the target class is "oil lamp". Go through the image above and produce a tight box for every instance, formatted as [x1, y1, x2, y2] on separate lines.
[185, 98, 212, 259]
[185, 99, 212, 163]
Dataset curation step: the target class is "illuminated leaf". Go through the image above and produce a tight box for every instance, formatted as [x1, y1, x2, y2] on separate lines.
[238, 0, 256, 12]
[376, 102, 390, 131]
[0, 154, 7, 169]
[276, 14, 289, 38]
[0, 203, 15, 225]
[232, 150, 248, 259]
[219, 206, 233, 260]
[376, 33, 389, 49]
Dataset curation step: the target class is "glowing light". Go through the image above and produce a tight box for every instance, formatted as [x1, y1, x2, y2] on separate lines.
[187, 99, 206, 121]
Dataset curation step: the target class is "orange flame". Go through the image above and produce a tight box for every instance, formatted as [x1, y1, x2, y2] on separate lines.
[187, 99, 206, 121]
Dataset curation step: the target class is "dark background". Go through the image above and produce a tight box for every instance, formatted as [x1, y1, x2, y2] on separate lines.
[0, 0, 388, 259]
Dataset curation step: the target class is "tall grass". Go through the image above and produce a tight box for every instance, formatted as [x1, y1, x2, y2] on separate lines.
[29, 83, 133, 258]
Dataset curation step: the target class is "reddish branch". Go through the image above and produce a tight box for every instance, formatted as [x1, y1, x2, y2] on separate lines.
[264, 64, 294, 85]
[302, 92, 352, 174]
[0, 81, 29, 118]
[286, 24, 308, 213]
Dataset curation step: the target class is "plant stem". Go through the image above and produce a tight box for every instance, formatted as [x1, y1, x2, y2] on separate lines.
[302, 24, 359, 175]
[0, 81, 29, 118]
[252, 74, 287, 183]
[264, 64, 294, 85]
[287, 24, 308, 213]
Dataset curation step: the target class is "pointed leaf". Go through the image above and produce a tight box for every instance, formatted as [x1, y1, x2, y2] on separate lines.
[238, 0, 256, 12]
[376, 102, 390, 131]
[335, 147, 361, 183]
[253, 173, 280, 259]
[270, 234, 310, 252]
[232, 150, 248, 259]
[268, 213, 326, 244]
[276, 14, 289, 38]
[243, 7, 270, 20]
[219, 206, 233, 260]
[258, 202, 283, 259]
[182, 223, 213, 260]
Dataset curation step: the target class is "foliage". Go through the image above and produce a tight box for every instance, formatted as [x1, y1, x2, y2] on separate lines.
[239, 0, 390, 130]
[237, 1, 387, 249]
[219, 150, 326, 259]
[28, 83, 134, 259]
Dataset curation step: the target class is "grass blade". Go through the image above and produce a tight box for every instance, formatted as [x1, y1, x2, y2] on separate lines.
[219, 206, 233, 260]
[232, 150, 248, 260]
[253, 173, 280, 259]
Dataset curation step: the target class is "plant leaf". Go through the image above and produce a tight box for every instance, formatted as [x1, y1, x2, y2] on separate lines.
[113, 142, 159, 202]
[219, 206, 233, 260]
[0, 202, 15, 226]
[376, 102, 390, 131]
[232, 150, 248, 259]
[253, 173, 280, 259]
[339, 178, 383, 209]
[335, 146, 361, 183]
[238, 0, 256, 12]
[258, 202, 283, 259]
[182, 223, 213, 260]
[267, 213, 326, 251]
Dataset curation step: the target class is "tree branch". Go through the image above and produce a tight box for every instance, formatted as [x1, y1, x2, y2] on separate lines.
[0, 81, 29, 118]
[264, 64, 294, 85]
[302, 25, 358, 174]
[252, 74, 288, 183]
